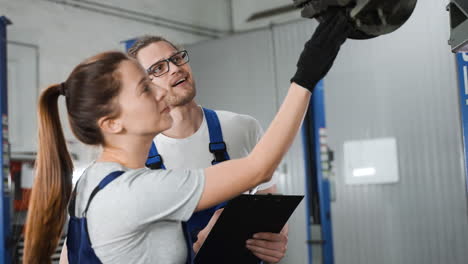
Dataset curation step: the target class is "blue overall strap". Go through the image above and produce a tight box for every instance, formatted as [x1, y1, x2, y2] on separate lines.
[67, 171, 125, 264]
[187, 108, 229, 244]
[203, 108, 231, 165]
[146, 141, 166, 170]
[96, 171, 125, 190]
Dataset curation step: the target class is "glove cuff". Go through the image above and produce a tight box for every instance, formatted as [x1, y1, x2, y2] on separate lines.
[291, 68, 320, 93]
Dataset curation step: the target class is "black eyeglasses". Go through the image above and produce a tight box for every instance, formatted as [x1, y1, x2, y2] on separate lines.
[146, 50, 189, 78]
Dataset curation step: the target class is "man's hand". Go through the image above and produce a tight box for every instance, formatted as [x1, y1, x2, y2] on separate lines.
[246, 224, 289, 263]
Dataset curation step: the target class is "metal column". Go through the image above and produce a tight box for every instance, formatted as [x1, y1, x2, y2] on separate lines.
[302, 81, 335, 264]
[456, 53, 468, 202]
[0, 16, 12, 264]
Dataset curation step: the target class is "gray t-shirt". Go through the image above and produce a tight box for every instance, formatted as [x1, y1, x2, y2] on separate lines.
[72, 162, 205, 264]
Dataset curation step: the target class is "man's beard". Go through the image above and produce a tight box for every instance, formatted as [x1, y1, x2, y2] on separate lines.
[166, 82, 196, 107]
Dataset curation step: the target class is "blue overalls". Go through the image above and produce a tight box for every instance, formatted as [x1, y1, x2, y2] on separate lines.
[146, 108, 230, 263]
[66, 171, 125, 264]
[66, 171, 194, 264]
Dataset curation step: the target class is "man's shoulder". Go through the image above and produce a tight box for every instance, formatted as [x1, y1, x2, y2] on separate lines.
[208, 109, 263, 150]
[212, 109, 260, 128]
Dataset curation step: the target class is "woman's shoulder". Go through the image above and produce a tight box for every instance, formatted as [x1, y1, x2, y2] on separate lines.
[79, 162, 204, 192]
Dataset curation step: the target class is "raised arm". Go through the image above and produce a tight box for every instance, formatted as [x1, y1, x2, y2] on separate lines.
[197, 12, 351, 211]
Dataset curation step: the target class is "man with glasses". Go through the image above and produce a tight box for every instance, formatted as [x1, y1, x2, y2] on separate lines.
[127, 36, 287, 263]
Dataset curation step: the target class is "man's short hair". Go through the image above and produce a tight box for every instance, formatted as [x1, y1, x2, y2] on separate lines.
[127, 35, 179, 58]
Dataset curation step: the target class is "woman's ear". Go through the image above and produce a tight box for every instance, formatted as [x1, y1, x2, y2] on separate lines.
[98, 116, 123, 134]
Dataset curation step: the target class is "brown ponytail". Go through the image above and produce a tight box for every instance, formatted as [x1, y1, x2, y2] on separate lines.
[23, 84, 73, 263]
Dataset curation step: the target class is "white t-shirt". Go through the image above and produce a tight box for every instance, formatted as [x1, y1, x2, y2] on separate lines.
[73, 162, 205, 264]
[154, 108, 276, 193]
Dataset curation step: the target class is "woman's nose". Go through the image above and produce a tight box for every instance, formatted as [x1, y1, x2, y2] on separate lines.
[153, 84, 168, 101]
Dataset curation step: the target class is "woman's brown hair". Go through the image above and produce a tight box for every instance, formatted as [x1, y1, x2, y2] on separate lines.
[23, 51, 129, 263]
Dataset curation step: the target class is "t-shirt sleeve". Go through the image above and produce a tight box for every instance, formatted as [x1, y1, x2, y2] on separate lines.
[97, 168, 205, 229]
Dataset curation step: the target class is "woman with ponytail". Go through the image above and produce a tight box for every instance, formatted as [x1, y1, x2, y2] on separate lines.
[24, 82, 74, 263]
[24, 52, 129, 263]
[24, 14, 351, 264]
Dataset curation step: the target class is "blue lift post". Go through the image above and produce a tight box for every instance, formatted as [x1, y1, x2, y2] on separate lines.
[456, 53, 468, 201]
[123, 38, 137, 51]
[302, 81, 335, 264]
[0, 16, 11, 264]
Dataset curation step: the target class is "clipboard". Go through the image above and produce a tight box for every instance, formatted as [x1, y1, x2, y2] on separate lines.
[194, 194, 304, 264]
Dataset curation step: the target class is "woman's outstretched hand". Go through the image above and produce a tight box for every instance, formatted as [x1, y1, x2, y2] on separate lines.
[291, 11, 353, 92]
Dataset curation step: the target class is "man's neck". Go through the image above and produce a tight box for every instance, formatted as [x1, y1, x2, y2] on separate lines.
[163, 100, 204, 139]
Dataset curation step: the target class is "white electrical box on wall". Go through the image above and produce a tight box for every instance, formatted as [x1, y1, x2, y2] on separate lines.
[343, 137, 399, 185]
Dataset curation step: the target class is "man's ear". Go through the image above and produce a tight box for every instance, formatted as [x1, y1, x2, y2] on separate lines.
[98, 116, 123, 134]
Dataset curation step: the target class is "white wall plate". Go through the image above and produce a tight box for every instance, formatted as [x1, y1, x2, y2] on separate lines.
[344, 137, 399, 185]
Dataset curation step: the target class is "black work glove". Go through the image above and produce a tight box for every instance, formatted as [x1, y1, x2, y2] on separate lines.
[291, 12, 352, 92]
